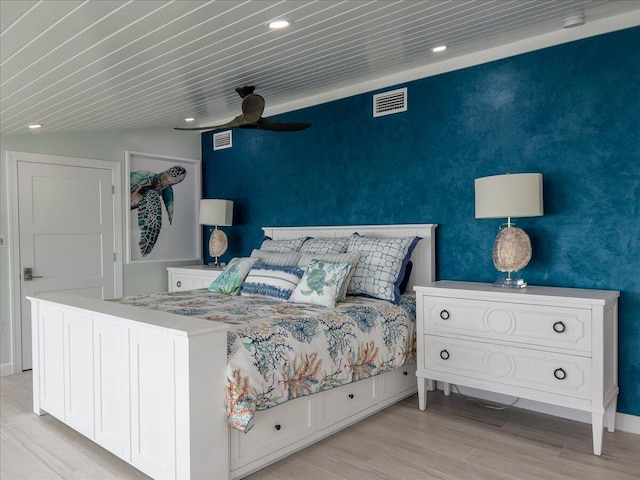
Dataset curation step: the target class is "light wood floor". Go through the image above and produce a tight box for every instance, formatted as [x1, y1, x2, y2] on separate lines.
[2, 371, 638, 479]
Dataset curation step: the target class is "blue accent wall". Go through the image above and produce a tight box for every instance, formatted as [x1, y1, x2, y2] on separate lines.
[203, 27, 640, 416]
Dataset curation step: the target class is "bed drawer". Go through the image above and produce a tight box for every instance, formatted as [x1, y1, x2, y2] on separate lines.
[317, 376, 376, 430]
[378, 363, 417, 402]
[423, 335, 592, 399]
[423, 298, 591, 352]
[230, 395, 315, 470]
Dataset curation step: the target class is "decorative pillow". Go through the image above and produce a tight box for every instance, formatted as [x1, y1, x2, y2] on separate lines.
[250, 249, 301, 266]
[297, 252, 360, 301]
[241, 263, 304, 300]
[260, 236, 309, 253]
[346, 236, 421, 303]
[208, 257, 256, 295]
[298, 237, 350, 254]
[289, 260, 354, 308]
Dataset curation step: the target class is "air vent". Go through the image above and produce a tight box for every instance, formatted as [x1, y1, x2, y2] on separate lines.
[213, 130, 232, 150]
[373, 87, 407, 117]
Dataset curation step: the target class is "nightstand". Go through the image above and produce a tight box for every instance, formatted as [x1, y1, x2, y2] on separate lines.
[414, 280, 619, 456]
[166, 265, 224, 292]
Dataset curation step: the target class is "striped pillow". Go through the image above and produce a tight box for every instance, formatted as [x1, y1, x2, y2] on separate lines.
[250, 249, 301, 266]
[241, 263, 304, 300]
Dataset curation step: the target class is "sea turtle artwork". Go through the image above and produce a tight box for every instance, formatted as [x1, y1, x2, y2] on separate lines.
[130, 165, 187, 256]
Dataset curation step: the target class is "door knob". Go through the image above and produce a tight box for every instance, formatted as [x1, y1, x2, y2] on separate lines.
[23, 267, 43, 281]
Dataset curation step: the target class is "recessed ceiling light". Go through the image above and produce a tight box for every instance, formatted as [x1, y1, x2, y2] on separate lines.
[28, 124, 43, 129]
[432, 45, 447, 53]
[562, 14, 585, 28]
[269, 19, 291, 30]
[185, 117, 195, 122]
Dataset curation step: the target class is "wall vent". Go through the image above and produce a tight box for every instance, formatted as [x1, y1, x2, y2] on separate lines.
[373, 87, 407, 117]
[213, 130, 232, 150]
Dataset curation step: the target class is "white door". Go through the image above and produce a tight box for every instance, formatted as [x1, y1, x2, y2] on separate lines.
[18, 160, 118, 370]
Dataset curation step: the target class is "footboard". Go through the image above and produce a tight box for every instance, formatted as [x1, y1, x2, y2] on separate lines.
[29, 293, 230, 480]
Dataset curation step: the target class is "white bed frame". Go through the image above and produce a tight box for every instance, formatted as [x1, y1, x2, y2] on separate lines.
[28, 224, 437, 479]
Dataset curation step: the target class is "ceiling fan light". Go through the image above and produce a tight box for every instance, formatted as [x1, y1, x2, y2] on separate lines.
[269, 19, 291, 29]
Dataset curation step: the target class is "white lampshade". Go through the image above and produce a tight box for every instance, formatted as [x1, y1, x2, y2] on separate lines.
[475, 173, 543, 219]
[199, 199, 233, 226]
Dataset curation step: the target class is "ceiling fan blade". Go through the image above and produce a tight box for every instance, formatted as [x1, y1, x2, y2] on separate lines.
[175, 87, 310, 132]
[255, 117, 311, 132]
[174, 110, 262, 132]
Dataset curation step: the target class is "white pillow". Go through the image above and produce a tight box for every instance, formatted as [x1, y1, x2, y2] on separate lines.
[260, 236, 309, 252]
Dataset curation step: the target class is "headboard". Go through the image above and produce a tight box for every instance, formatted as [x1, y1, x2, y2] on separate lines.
[262, 224, 438, 290]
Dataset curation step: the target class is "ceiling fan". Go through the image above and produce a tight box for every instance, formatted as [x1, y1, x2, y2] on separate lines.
[174, 86, 311, 133]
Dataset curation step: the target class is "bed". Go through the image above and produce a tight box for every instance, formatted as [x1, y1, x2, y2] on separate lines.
[28, 224, 437, 479]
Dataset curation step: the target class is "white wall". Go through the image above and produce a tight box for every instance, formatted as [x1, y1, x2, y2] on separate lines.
[0, 128, 202, 373]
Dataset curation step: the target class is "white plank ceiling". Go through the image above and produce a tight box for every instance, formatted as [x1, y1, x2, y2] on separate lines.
[1, 0, 638, 135]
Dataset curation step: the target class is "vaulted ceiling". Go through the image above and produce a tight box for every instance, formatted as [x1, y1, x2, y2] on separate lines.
[1, 0, 638, 136]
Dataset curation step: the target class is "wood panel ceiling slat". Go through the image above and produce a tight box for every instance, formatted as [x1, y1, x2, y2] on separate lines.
[1, 0, 637, 135]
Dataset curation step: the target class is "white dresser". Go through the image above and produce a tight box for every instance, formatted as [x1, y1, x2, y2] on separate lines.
[167, 265, 223, 292]
[414, 281, 619, 455]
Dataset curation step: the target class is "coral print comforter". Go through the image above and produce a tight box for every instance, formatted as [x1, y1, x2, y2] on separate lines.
[115, 289, 416, 432]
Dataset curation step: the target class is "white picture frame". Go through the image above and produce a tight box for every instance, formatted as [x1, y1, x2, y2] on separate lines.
[125, 151, 201, 264]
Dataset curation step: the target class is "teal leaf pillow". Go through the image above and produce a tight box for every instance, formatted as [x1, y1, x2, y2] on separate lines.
[208, 257, 256, 295]
[289, 260, 354, 308]
[297, 252, 360, 301]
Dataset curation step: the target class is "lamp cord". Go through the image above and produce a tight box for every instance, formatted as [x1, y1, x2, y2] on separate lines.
[450, 383, 520, 410]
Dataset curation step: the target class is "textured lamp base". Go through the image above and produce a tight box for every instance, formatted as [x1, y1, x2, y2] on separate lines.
[494, 277, 527, 288]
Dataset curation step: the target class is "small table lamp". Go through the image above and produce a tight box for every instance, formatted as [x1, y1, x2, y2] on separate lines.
[475, 173, 543, 288]
[199, 199, 233, 268]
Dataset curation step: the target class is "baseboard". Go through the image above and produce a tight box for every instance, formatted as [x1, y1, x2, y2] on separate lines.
[0, 362, 14, 377]
[440, 382, 639, 435]
[616, 412, 640, 435]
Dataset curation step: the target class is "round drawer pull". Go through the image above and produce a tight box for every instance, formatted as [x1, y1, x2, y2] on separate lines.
[348, 393, 354, 399]
[274, 424, 281, 431]
[440, 349, 450, 360]
[553, 321, 566, 333]
[554, 368, 567, 380]
[402, 371, 408, 376]
[176, 281, 182, 288]
[439, 309, 450, 320]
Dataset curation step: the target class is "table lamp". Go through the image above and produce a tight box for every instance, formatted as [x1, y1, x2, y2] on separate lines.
[475, 173, 543, 288]
[199, 199, 233, 268]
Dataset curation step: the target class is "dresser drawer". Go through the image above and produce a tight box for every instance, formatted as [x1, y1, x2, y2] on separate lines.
[317, 376, 376, 430]
[167, 268, 221, 292]
[423, 335, 592, 399]
[422, 298, 591, 352]
[230, 396, 315, 470]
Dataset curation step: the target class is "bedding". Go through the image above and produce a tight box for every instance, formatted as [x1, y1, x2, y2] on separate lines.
[115, 289, 417, 433]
